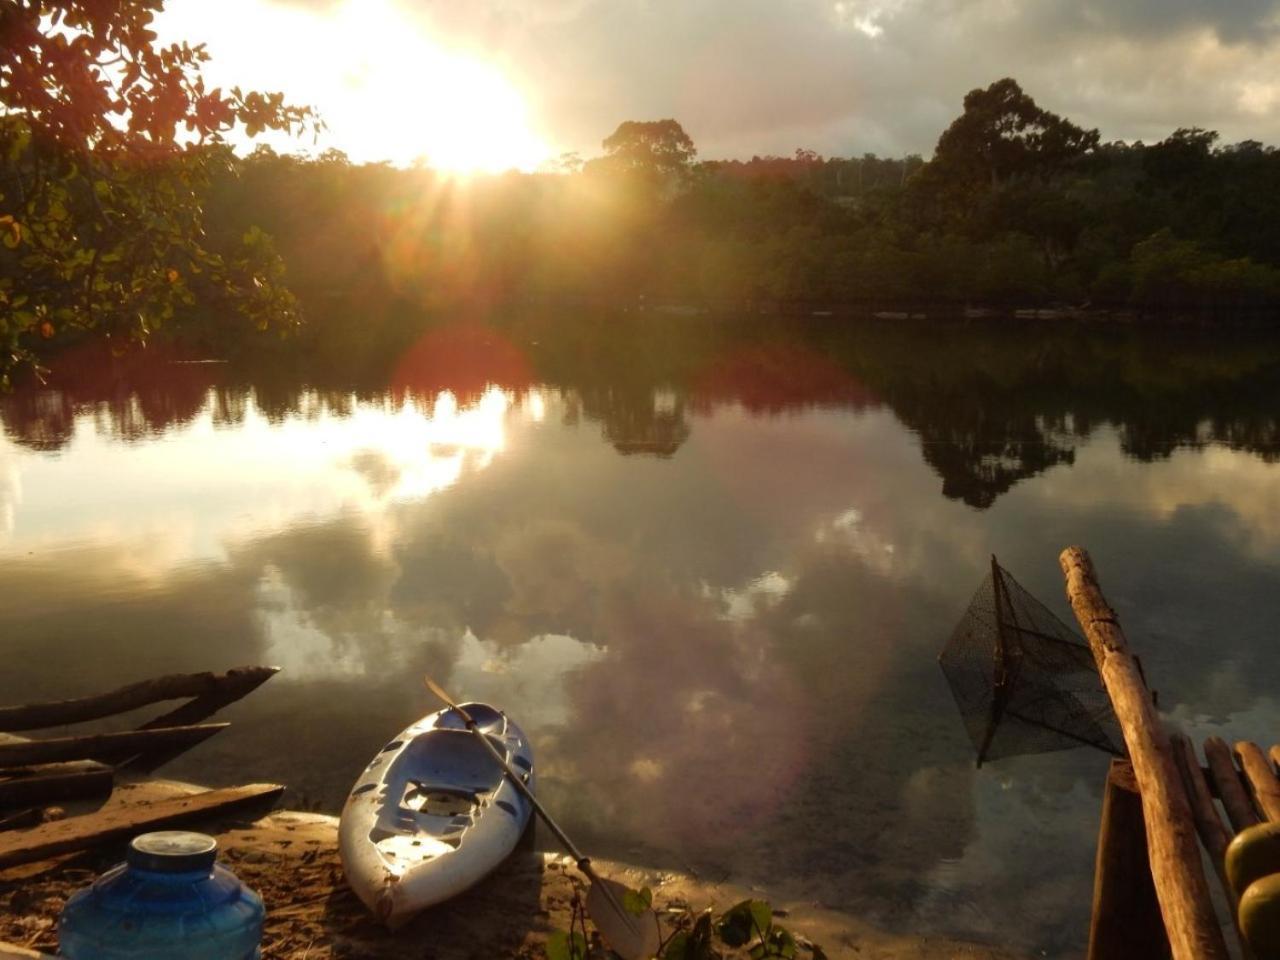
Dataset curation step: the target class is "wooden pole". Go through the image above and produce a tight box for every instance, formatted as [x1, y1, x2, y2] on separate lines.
[0, 667, 278, 732]
[1172, 735, 1251, 957]
[0, 724, 228, 768]
[1088, 759, 1172, 960]
[1172, 736, 1232, 874]
[1204, 737, 1260, 832]
[977, 556, 1016, 767]
[1060, 546, 1228, 960]
[1235, 741, 1280, 822]
[0, 761, 113, 808]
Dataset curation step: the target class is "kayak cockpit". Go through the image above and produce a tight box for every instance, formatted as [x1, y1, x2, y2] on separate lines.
[366, 729, 511, 870]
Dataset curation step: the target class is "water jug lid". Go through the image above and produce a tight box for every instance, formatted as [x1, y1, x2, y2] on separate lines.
[127, 832, 218, 872]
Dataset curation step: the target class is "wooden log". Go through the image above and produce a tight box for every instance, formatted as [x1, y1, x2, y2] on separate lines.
[1061, 546, 1228, 960]
[1171, 735, 1251, 956]
[0, 724, 228, 769]
[0, 761, 112, 808]
[1088, 759, 1173, 960]
[0, 782, 284, 869]
[0, 806, 45, 832]
[123, 667, 278, 773]
[1172, 736, 1232, 868]
[1204, 737, 1260, 832]
[0, 667, 278, 732]
[1237, 741, 1280, 822]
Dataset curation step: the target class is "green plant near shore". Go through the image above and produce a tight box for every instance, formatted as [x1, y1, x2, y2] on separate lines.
[550, 881, 827, 960]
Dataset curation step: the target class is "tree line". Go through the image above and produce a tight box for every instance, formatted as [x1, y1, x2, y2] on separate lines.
[3, 1, 1280, 381]
[187, 81, 1280, 372]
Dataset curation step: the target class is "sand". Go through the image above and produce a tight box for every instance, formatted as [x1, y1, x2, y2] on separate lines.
[0, 781, 1023, 959]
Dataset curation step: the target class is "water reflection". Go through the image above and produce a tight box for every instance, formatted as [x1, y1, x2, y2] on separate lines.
[2, 318, 1280, 957]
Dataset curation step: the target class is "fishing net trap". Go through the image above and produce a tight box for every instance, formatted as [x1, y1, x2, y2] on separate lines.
[939, 557, 1124, 767]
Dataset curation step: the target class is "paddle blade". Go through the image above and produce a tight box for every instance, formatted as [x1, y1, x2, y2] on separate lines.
[586, 877, 662, 960]
[424, 676, 459, 709]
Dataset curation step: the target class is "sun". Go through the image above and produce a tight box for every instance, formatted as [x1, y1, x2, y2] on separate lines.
[155, 0, 552, 173]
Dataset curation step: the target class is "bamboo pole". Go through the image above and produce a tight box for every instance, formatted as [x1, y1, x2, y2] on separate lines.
[1060, 546, 1228, 960]
[1236, 741, 1280, 822]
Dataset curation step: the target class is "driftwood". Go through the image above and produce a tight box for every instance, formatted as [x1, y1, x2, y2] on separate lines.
[0, 761, 112, 808]
[1087, 759, 1172, 960]
[0, 667, 278, 733]
[1060, 546, 1228, 960]
[0, 782, 284, 869]
[1235, 741, 1280, 822]
[1204, 737, 1260, 832]
[0, 724, 227, 769]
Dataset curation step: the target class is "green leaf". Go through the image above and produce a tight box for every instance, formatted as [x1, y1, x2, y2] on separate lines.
[716, 899, 772, 947]
[546, 929, 587, 960]
[749, 927, 796, 960]
[624, 885, 653, 916]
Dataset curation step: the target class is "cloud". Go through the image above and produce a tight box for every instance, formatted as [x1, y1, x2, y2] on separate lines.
[1033, 0, 1280, 45]
[374, 0, 1280, 158]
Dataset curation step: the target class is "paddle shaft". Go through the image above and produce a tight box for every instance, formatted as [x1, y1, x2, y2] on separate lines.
[423, 677, 655, 956]
[422, 679, 591, 870]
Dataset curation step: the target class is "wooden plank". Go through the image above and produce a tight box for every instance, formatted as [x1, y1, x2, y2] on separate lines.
[1204, 737, 1260, 833]
[1061, 547, 1228, 960]
[0, 667, 277, 732]
[0, 783, 284, 869]
[1237, 741, 1280, 822]
[0, 761, 112, 809]
[0, 724, 227, 769]
[0, 941, 55, 958]
[1088, 759, 1173, 960]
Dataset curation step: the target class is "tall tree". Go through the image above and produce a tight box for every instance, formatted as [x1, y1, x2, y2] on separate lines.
[931, 78, 1099, 189]
[598, 119, 697, 176]
[0, 0, 317, 383]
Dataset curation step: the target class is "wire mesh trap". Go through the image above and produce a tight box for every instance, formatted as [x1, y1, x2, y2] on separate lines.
[939, 557, 1124, 767]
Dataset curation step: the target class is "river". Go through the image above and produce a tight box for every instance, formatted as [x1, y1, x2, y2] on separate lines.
[2, 314, 1279, 957]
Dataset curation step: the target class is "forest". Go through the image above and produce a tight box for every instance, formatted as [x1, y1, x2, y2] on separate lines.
[204, 81, 1280, 324]
[189, 79, 1280, 372]
[3, 0, 1280, 384]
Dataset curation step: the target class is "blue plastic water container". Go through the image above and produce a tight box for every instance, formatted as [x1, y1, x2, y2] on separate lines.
[59, 831, 264, 959]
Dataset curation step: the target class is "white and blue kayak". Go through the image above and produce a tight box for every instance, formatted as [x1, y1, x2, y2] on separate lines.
[338, 702, 535, 927]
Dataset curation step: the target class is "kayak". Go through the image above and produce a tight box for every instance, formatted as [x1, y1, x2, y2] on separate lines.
[338, 702, 535, 927]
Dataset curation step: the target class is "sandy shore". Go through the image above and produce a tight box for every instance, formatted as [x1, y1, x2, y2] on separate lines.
[0, 781, 1023, 959]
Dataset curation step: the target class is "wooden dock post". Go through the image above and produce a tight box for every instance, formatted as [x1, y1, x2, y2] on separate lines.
[1088, 759, 1172, 960]
[1061, 546, 1229, 960]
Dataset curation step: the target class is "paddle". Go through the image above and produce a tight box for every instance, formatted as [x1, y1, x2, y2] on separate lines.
[424, 676, 662, 960]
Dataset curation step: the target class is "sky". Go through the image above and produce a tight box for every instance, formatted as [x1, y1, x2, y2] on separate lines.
[156, 0, 1280, 170]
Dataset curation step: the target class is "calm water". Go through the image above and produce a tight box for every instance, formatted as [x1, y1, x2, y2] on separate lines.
[3, 315, 1280, 956]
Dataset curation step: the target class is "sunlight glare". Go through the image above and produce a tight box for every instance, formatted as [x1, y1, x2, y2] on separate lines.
[156, 0, 551, 172]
